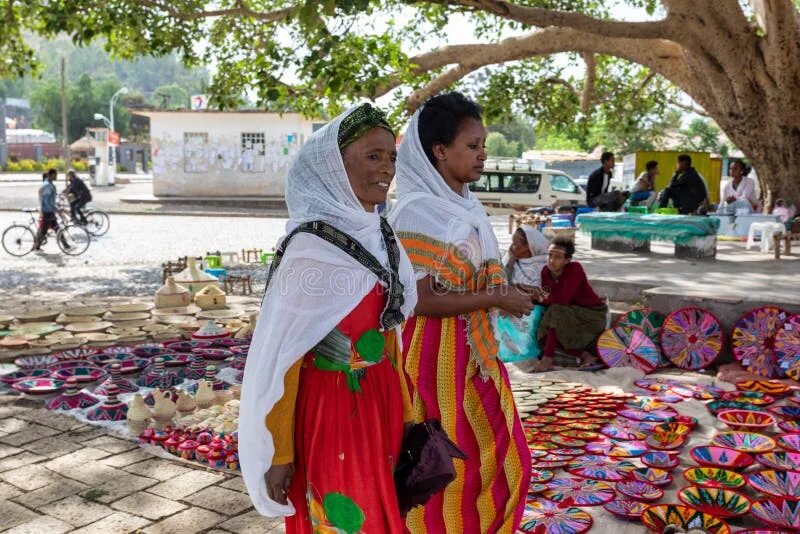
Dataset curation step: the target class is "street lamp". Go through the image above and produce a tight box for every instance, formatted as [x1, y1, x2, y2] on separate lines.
[93, 113, 111, 129]
[109, 87, 128, 132]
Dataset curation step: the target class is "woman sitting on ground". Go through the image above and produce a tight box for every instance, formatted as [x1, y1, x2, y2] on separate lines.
[534, 236, 607, 372]
[497, 225, 549, 367]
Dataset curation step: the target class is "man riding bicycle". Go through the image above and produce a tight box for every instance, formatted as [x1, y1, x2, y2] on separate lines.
[63, 169, 92, 225]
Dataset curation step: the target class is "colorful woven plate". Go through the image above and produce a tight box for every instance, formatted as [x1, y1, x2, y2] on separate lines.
[11, 378, 64, 395]
[13, 354, 58, 369]
[626, 396, 669, 411]
[627, 467, 673, 487]
[712, 432, 776, 453]
[779, 420, 800, 433]
[530, 468, 555, 483]
[769, 405, 800, 420]
[736, 379, 792, 396]
[565, 455, 637, 481]
[518, 499, 593, 534]
[596, 325, 660, 373]
[585, 440, 648, 457]
[756, 451, 800, 471]
[615, 480, 663, 502]
[103, 358, 149, 375]
[644, 432, 686, 451]
[600, 423, 648, 441]
[661, 306, 723, 370]
[677, 485, 751, 518]
[683, 467, 746, 489]
[641, 504, 731, 534]
[707, 399, 763, 415]
[541, 477, 616, 506]
[642, 451, 680, 470]
[603, 499, 649, 521]
[750, 498, 800, 531]
[717, 409, 776, 432]
[689, 446, 754, 470]
[1, 369, 50, 384]
[732, 306, 788, 378]
[777, 433, 800, 452]
[617, 308, 667, 367]
[53, 347, 99, 361]
[721, 390, 775, 405]
[618, 408, 676, 422]
[777, 314, 800, 380]
[51, 366, 106, 383]
[747, 469, 800, 499]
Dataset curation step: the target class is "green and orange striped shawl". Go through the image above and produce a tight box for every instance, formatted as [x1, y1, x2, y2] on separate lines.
[398, 231, 506, 378]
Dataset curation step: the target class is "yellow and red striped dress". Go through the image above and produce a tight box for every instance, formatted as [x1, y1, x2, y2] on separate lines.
[399, 232, 531, 533]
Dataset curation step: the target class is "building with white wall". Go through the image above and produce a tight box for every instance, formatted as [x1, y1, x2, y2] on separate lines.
[135, 110, 319, 197]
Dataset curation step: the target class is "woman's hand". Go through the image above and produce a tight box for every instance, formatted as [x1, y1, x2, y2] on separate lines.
[265, 463, 294, 505]
[494, 285, 535, 318]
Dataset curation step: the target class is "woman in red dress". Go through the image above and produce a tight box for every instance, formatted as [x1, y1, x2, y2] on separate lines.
[239, 104, 418, 533]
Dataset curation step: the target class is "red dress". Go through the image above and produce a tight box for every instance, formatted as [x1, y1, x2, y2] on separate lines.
[286, 284, 407, 534]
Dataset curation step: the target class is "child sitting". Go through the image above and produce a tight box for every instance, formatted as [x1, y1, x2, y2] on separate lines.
[496, 225, 549, 368]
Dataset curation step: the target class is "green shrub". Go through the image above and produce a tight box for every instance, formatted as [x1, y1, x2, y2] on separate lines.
[5, 161, 22, 172]
[118, 164, 129, 172]
[18, 159, 36, 172]
[44, 158, 67, 171]
[72, 160, 88, 172]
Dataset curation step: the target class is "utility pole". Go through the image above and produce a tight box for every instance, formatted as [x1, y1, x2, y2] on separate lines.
[60, 56, 70, 162]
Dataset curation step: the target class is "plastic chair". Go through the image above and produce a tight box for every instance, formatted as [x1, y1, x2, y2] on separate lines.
[747, 222, 785, 253]
[204, 255, 222, 269]
[628, 206, 649, 214]
[656, 207, 679, 215]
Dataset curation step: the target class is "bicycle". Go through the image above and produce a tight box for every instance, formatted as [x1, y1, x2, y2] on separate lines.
[1, 209, 91, 257]
[57, 197, 110, 237]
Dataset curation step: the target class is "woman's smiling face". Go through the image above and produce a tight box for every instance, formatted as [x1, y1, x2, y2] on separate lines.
[341, 127, 397, 212]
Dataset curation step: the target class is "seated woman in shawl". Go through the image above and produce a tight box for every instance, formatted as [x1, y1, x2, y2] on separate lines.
[534, 237, 607, 372]
[496, 226, 549, 367]
[388, 92, 532, 533]
[238, 104, 418, 534]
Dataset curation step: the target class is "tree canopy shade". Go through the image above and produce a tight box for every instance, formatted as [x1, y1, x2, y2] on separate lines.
[2, 0, 799, 206]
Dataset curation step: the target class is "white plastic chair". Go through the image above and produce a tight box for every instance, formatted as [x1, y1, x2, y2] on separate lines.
[747, 222, 785, 253]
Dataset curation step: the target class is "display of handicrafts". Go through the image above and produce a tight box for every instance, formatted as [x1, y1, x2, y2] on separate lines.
[660, 307, 723, 369]
[732, 306, 789, 378]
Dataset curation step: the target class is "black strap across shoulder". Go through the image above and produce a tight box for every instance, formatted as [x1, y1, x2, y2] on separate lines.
[263, 218, 405, 331]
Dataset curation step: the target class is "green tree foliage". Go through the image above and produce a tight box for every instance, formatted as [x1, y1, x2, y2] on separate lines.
[485, 132, 522, 158]
[151, 84, 190, 109]
[678, 118, 732, 157]
[486, 116, 536, 152]
[29, 74, 130, 141]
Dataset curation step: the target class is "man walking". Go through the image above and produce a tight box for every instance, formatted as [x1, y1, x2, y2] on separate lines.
[658, 154, 708, 215]
[34, 168, 68, 251]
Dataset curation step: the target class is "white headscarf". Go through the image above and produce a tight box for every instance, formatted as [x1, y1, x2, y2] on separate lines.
[388, 110, 502, 272]
[503, 225, 549, 287]
[239, 105, 417, 517]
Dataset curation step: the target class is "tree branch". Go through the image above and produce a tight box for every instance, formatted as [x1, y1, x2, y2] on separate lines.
[668, 97, 710, 117]
[377, 27, 694, 112]
[423, 0, 677, 39]
[132, 0, 295, 22]
[580, 53, 596, 114]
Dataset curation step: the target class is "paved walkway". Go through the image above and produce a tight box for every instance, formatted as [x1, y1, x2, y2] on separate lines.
[0, 395, 285, 534]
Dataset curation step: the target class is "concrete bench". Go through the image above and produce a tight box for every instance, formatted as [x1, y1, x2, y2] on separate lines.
[577, 213, 720, 260]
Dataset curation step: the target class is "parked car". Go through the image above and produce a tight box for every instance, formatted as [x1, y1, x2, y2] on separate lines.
[385, 159, 586, 214]
[466, 159, 585, 213]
